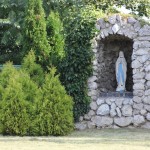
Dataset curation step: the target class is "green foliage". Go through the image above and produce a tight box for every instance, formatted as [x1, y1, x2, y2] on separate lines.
[22, 51, 44, 86]
[34, 67, 74, 136]
[43, 68, 73, 135]
[0, 63, 30, 135]
[59, 6, 104, 121]
[23, 0, 51, 68]
[0, 52, 74, 136]
[46, 11, 65, 66]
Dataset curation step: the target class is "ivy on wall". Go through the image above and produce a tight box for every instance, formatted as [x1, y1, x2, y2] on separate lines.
[59, 6, 104, 121]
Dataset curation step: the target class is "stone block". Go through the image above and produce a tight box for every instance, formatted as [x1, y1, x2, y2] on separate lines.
[146, 73, 150, 80]
[88, 110, 95, 117]
[75, 122, 87, 130]
[110, 108, 117, 117]
[140, 109, 147, 115]
[133, 115, 145, 126]
[133, 96, 142, 103]
[133, 83, 145, 90]
[97, 97, 105, 105]
[143, 96, 150, 104]
[144, 104, 150, 111]
[133, 103, 144, 110]
[105, 98, 112, 105]
[87, 121, 95, 129]
[90, 101, 98, 111]
[145, 90, 150, 96]
[97, 104, 110, 115]
[88, 76, 97, 83]
[115, 98, 123, 108]
[98, 117, 113, 127]
[132, 60, 142, 69]
[116, 107, 122, 117]
[146, 113, 150, 121]
[108, 15, 116, 24]
[114, 117, 133, 127]
[141, 122, 150, 129]
[133, 72, 145, 79]
[122, 105, 133, 117]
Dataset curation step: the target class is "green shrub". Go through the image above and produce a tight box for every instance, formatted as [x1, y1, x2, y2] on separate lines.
[22, 51, 44, 86]
[0, 63, 30, 135]
[36, 67, 74, 136]
[46, 11, 65, 66]
[23, 0, 51, 68]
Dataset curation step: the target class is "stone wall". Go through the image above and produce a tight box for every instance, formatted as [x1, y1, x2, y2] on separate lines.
[75, 15, 150, 130]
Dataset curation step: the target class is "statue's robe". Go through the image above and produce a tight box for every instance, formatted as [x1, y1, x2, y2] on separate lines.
[116, 51, 127, 92]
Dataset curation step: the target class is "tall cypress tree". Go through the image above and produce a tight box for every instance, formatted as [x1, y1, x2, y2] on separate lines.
[23, 0, 51, 68]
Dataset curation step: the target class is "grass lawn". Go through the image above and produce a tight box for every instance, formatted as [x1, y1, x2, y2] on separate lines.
[0, 128, 150, 150]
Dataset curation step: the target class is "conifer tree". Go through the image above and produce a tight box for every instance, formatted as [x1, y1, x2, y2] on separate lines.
[23, 0, 51, 68]
[46, 11, 65, 66]
[36, 68, 74, 135]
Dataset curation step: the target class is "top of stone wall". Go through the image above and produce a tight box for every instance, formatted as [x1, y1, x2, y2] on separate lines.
[95, 14, 150, 40]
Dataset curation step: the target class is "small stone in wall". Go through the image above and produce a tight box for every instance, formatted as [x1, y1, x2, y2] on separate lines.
[105, 98, 112, 105]
[116, 107, 122, 117]
[97, 117, 113, 127]
[146, 113, 150, 121]
[115, 98, 123, 108]
[133, 90, 144, 97]
[132, 60, 142, 69]
[140, 109, 147, 116]
[141, 122, 150, 129]
[133, 72, 145, 80]
[97, 104, 110, 115]
[133, 96, 142, 103]
[90, 101, 98, 111]
[133, 115, 145, 126]
[122, 105, 133, 117]
[97, 97, 105, 105]
[114, 117, 133, 127]
[143, 96, 150, 104]
[112, 24, 120, 34]
[87, 121, 95, 129]
[75, 122, 87, 130]
[145, 90, 150, 96]
[110, 109, 117, 117]
[108, 15, 116, 24]
[133, 83, 145, 90]
[88, 110, 95, 117]
[144, 104, 150, 112]
[133, 109, 140, 115]
[146, 73, 150, 80]
[127, 17, 137, 24]
[133, 103, 144, 110]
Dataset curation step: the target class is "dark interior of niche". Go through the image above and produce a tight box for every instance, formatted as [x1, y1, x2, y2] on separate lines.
[98, 35, 133, 93]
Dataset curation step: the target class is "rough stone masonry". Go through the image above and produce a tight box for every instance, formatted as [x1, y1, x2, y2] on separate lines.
[75, 14, 150, 130]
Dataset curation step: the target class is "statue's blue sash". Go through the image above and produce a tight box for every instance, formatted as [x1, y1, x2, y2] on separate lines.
[117, 63, 124, 84]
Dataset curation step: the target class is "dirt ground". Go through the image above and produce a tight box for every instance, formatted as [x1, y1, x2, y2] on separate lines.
[0, 128, 150, 150]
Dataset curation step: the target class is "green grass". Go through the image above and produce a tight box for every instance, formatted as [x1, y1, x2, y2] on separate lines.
[0, 128, 150, 150]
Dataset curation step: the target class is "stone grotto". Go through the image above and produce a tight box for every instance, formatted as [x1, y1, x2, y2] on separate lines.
[75, 14, 150, 130]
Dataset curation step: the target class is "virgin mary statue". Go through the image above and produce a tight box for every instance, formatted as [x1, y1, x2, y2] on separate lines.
[116, 51, 127, 92]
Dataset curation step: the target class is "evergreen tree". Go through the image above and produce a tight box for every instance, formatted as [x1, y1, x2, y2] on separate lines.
[46, 11, 65, 66]
[0, 64, 30, 135]
[36, 68, 74, 135]
[23, 0, 51, 68]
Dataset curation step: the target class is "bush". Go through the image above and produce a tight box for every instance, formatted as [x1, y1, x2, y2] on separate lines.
[0, 63, 30, 135]
[35, 67, 74, 136]
[46, 11, 65, 66]
[22, 51, 44, 86]
[0, 52, 74, 136]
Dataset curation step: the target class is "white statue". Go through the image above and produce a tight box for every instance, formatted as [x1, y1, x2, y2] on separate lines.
[116, 51, 127, 92]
